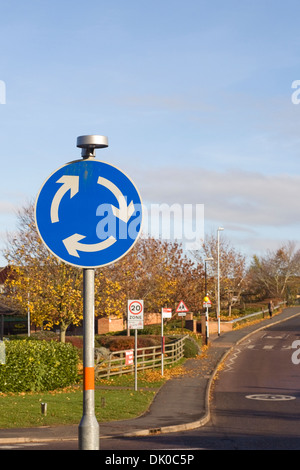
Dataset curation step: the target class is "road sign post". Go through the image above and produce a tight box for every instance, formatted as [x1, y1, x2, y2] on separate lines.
[128, 300, 144, 391]
[203, 296, 212, 345]
[78, 268, 99, 450]
[161, 308, 172, 376]
[35, 135, 143, 450]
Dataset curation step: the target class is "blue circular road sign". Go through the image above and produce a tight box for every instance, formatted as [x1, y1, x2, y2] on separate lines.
[35, 159, 143, 268]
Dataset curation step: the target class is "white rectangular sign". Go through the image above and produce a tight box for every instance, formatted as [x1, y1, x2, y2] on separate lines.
[203, 302, 211, 308]
[0, 341, 5, 365]
[162, 308, 172, 318]
[125, 350, 134, 365]
[128, 300, 144, 329]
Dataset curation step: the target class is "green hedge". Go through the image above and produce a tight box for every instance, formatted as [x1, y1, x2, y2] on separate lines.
[183, 337, 200, 358]
[0, 340, 79, 392]
[95, 335, 165, 351]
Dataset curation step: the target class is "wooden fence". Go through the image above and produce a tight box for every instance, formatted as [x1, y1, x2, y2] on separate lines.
[95, 335, 188, 379]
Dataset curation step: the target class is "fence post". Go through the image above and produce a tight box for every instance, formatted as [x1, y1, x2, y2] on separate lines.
[171, 342, 175, 363]
[107, 355, 112, 379]
[152, 348, 156, 369]
[142, 349, 145, 371]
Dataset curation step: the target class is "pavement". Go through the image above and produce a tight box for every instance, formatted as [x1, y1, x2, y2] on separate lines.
[0, 306, 300, 445]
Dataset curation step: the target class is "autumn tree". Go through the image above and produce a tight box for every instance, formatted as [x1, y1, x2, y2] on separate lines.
[193, 233, 248, 315]
[104, 237, 202, 314]
[249, 241, 300, 302]
[94, 271, 125, 319]
[3, 202, 124, 341]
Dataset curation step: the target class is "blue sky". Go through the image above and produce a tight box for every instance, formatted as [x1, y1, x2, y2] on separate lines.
[2, 0, 300, 264]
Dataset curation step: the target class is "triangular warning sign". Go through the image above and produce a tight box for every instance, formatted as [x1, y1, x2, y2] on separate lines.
[176, 300, 189, 313]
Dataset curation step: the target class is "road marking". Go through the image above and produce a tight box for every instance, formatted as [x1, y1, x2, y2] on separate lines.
[0, 442, 47, 449]
[265, 335, 283, 339]
[223, 347, 242, 372]
[247, 343, 294, 351]
[246, 394, 296, 401]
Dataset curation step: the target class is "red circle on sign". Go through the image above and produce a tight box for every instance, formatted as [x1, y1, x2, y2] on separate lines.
[129, 301, 143, 315]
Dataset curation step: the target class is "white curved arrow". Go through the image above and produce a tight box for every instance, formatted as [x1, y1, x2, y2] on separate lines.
[63, 233, 116, 258]
[97, 176, 135, 223]
[51, 175, 79, 223]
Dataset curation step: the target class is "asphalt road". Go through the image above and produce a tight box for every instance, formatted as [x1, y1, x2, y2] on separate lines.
[209, 317, 300, 449]
[3, 314, 300, 452]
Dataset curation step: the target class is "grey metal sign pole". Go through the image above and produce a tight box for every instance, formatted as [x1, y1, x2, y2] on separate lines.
[161, 309, 164, 376]
[78, 267, 99, 450]
[77, 136, 108, 451]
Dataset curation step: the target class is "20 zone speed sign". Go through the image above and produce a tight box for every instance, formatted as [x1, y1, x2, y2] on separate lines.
[128, 300, 144, 329]
[129, 300, 143, 314]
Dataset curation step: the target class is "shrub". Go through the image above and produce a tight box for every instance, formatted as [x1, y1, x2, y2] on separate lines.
[95, 335, 165, 352]
[0, 340, 79, 392]
[139, 325, 162, 335]
[95, 336, 134, 351]
[65, 336, 83, 349]
[183, 337, 200, 358]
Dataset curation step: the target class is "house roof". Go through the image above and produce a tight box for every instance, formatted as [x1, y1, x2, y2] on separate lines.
[0, 266, 10, 284]
[0, 266, 23, 316]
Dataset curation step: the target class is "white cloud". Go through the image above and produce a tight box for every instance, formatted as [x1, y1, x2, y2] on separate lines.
[0, 191, 29, 215]
[0, 201, 16, 214]
[135, 166, 300, 230]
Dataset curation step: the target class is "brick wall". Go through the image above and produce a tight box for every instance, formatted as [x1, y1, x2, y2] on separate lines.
[96, 317, 124, 334]
[96, 311, 193, 334]
[144, 312, 161, 325]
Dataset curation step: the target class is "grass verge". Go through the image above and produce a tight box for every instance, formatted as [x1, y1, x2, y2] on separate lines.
[0, 387, 156, 428]
[0, 361, 188, 429]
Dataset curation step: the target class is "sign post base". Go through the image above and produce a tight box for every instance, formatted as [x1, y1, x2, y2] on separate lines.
[78, 413, 99, 450]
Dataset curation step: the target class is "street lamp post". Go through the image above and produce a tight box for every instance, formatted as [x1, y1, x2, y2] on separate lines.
[204, 257, 213, 345]
[217, 227, 224, 336]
